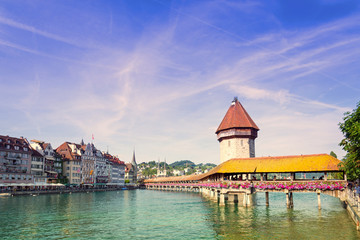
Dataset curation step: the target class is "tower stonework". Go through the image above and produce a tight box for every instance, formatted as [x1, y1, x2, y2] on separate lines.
[216, 98, 259, 163]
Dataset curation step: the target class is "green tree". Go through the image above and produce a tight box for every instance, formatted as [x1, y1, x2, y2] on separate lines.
[330, 151, 337, 158]
[339, 101, 360, 180]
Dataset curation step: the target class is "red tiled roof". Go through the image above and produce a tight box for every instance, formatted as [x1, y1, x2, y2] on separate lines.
[216, 98, 259, 134]
[125, 163, 133, 172]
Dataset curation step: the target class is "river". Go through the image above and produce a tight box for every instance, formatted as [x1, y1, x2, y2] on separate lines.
[0, 190, 359, 239]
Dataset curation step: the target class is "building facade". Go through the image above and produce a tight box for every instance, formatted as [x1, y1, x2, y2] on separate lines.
[31, 149, 47, 185]
[105, 153, 125, 186]
[56, 142, 82, 185]
[81, 143, 95, 185]
[94, 147, 108, 185]
[125, 151, 137, 184]
[0, 135, 33, 185]
[30, 140, 61, 183]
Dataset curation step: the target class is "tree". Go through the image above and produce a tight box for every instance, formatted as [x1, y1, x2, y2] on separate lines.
[330, 151, 337, 158]
[339, 101, 360, 181]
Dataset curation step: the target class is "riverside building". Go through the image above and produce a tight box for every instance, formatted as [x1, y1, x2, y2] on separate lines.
[81, 143, 96, 185]
[56, 142, 82, 185]
[0, 135, 33, 185]
[30, 140, 62, 183]
[104, 153, 126, 186]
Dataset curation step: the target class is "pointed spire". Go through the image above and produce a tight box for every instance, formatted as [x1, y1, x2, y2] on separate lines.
[216, 97, 259, 134]
[81, 139, 85, 146]
[131, 149, 137, 167]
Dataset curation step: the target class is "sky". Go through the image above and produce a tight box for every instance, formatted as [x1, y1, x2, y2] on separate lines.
[0, 0, 359, 164]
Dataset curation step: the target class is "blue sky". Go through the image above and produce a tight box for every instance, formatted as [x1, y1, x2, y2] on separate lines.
[1, 0, 359, 164]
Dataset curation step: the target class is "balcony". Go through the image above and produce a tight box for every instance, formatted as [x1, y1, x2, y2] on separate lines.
[1, 168, 28, 174]
[5, 155, 22, 161]
[2, 160, 22, 166]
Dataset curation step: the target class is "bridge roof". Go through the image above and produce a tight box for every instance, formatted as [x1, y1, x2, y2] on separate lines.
[202, 154, 342, 177]
[144, 174, 202, 183]
[144, 154, 342, 183]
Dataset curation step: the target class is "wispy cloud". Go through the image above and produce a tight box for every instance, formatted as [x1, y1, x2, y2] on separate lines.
[1, 0, 358, 162]
[0, 16, 83, 47]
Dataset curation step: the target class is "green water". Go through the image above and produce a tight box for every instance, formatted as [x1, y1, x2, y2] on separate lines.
[0, 190, 359, 239]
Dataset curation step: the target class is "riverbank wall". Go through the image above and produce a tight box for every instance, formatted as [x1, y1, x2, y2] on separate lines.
[346, 203, 360, 231]
[7, 186, 138, 196]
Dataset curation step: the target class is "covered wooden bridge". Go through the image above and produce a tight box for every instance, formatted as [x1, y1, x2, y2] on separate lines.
[144, 154, 347, 208]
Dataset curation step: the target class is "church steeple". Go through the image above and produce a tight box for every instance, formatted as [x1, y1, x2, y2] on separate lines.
[216, 98, 259, 163]
[131, 150, 137, 168]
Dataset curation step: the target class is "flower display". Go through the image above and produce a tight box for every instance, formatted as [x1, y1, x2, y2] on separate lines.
[145, 181, 347, 191]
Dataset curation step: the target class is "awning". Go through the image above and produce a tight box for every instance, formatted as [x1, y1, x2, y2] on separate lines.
[0, 183, 35, 187]
[50, 183, 65, 187]
[45, 170, 58, 174]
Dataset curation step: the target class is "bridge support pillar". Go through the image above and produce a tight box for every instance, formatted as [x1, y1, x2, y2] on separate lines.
[219, 193, 225, 206]
[213, 190, 219, 202]
[243, 192, 253, 207]
[317, 190, 321, 210]
[286, 190, 293, 208]
[265, 192, 269, 206]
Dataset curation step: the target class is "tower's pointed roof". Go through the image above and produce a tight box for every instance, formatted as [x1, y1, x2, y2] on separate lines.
[131, 150, 137, 167]
[216, 97, 259, 134]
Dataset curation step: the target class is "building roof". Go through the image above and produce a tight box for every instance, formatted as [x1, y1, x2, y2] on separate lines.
[125, 163, 133, 172]
[203, 154, 342, 176]
[144, 154, 342, 183]
[144, 174, 202, 183]
[32, 149, 43, 157]
[0, 135, 31, 152]
[131, 150, 137, 166]
[216, 98, 259, 134]
[56, 142, 82, 161]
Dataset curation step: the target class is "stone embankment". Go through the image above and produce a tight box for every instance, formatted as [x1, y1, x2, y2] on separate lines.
[344, 188, 360, 231]
[4, 186, 138, 196]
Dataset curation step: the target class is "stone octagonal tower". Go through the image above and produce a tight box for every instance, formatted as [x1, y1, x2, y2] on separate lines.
[216, 97, 259, 163]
